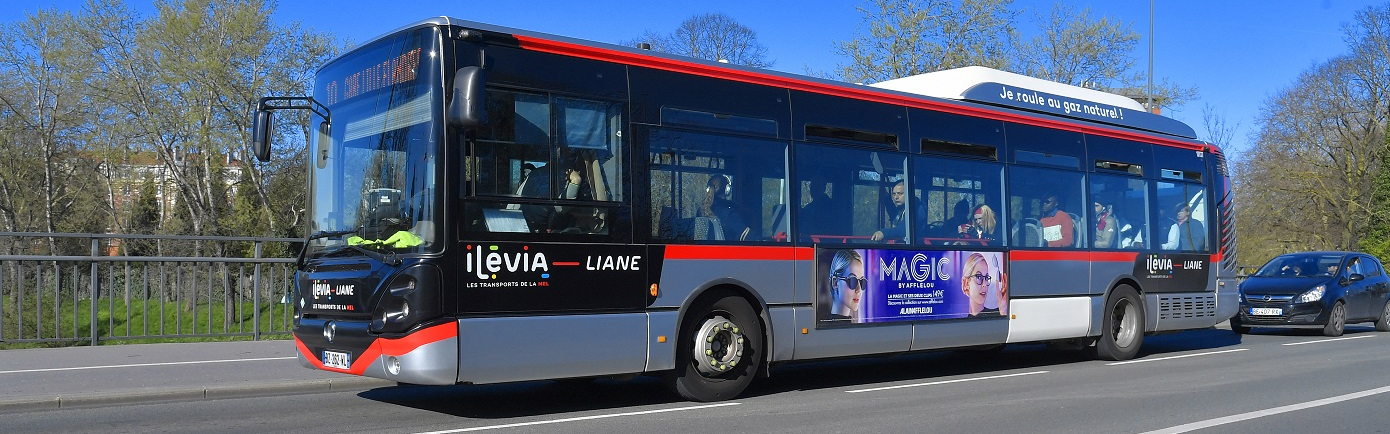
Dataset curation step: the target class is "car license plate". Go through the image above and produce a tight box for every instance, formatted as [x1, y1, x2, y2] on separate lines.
[1250, 307, 1283, 316]
[322, 350, 351, 369]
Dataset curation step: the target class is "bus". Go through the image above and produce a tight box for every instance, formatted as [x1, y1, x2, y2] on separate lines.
[251, 17, 1238, 402]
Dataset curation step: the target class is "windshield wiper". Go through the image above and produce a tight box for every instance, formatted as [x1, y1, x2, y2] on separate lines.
[297, 229, 358, 269]
[309, 240, 402, 267]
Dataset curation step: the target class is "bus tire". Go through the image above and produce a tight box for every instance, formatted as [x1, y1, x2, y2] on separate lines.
[668, 294, 763, 402]
[1095, 285, 1144, 361]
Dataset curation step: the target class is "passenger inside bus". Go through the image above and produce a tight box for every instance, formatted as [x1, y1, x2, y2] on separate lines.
[799, 177, 842, 238]
[1093, 197, 1118, 248]
[1039, 193, 1075, 247]
[1161, 203, 1206, 251]
[959, 203, 998, 244]
[870, 180, 911, 243]
[696, 174, 751, 241]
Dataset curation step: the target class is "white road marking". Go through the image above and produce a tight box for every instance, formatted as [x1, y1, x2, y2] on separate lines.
[1106, 349, 1248, 366]
[0, 356, 295, 374]
[411, 402, 741, 433]
[1282, 335, 1374, 346]
[846, 371, 1049, 393]
[1138, 385, 1390, 434]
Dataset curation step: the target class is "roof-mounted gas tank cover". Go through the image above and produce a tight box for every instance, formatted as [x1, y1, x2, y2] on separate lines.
[870, 66, 1196, 139]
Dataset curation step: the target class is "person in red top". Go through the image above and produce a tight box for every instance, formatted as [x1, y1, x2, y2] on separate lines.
[1039, 193, 1074, 247]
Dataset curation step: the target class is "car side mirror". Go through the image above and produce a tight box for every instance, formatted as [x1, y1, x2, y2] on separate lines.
[1349, 273, 1365, 283]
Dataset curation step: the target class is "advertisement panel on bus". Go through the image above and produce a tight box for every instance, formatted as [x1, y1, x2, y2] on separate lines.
[816, 248, 1008, 326]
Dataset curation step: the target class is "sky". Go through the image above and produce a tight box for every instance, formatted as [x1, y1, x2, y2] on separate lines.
[2, 0, 1383, 157]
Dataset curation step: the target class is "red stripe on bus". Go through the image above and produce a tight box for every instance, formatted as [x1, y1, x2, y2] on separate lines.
[664, 245, 811, 261]
[512, 35, 1207, 152]
[380, 322, 458, 357]
[294, 322, 457, 375]
[1010, 250, 1138, 262]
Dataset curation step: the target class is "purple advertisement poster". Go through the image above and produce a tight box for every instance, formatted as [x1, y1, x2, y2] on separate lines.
[816, 248, 1009, 326]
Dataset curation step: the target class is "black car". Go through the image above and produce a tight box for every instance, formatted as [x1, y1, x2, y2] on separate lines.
[1232, 252, 1390, 336]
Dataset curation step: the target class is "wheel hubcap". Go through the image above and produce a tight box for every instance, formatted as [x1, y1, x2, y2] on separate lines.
[693, 315, 745, 377]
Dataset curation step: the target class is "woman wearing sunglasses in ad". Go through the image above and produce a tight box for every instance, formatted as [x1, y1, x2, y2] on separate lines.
[827, 249, 867, 323]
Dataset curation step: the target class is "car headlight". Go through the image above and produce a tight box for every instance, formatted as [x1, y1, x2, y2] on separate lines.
[1297, 285, 1326, 303]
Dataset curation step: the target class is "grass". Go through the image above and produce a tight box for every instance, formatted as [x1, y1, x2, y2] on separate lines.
[0, 297, 295, 349]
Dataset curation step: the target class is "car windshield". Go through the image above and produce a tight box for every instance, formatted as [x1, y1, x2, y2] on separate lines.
[305, 27, 442, 258]
[1253, 254, 1344, 277]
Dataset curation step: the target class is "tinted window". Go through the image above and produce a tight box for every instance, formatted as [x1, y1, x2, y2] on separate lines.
[1086, 135, 1152, 176]
[792, 90, 907, 149]
[793, 143, 906, 245]
[630, 67, 790, 138]
[647, 127, 789, 243]
[912, 109, 1007, 153]
[1090, 174, 1149, 250]
[914, 156, 1006, 246]
[1006, 122, 1084, 169]
[1009, 166, 1085, 248]
[1156, 182, 1208, 252]
[1153, 144, 1207, 177]
[467, 90, 625, 238]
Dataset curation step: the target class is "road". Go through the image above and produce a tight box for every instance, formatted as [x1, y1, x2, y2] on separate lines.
[3, 324, 1388, 434]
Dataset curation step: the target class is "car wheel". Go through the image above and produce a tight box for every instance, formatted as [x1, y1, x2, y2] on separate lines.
[1095, 285, 1145, 361]
[1322, 302, 1347, 337]
[1374, 301, 1390, 332]
[1229, 317, 1250, 334]
[667, 293, 763, 402]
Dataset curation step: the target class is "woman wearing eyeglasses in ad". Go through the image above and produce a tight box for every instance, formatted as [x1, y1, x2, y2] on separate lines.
[961, 252, 1008, 317]
[827, 249, 867, 323]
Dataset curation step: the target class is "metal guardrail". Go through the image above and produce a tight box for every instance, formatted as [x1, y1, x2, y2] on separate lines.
[0, 232, 303, 345]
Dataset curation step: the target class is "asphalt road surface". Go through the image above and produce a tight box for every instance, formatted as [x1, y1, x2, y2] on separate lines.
[3, 324, 1388, 434]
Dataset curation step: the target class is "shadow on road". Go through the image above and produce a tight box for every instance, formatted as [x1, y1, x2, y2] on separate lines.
[358, 326, 1249, 418]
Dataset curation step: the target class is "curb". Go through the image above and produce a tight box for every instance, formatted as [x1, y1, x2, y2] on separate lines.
[0, 377, 394, 412]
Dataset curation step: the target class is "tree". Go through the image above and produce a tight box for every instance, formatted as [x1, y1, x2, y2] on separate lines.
[69, 0, 335, 244]
[1014, 3, 1195, 111]
[628, 13, 773, 68]
[835, 0, 1017, 84]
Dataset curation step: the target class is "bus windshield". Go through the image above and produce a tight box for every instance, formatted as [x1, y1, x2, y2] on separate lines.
[306, 27, 442, 258]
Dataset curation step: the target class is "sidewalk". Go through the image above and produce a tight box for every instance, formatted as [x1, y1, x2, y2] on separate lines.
[0, 340, 394, 412]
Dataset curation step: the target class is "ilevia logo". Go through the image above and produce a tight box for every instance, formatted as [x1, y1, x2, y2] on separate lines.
[465, 244, 550, 280]
[1146, 255, 1174, 275]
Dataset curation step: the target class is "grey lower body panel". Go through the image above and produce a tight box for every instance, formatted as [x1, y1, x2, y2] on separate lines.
[457, 313, 650, 384]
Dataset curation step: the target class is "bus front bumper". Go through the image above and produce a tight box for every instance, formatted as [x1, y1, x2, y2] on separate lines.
[293, 318, 459, 385]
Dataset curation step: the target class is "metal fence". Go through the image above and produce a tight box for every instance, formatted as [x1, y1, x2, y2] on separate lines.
[0, 232, 301, 345]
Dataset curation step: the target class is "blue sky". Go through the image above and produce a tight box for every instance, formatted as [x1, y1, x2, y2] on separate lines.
[2, 0, 1382, 156]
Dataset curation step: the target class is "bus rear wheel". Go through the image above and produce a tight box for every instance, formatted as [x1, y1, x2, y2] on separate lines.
[1094, 285, 1145, 361]
[668, 294, 762, 402]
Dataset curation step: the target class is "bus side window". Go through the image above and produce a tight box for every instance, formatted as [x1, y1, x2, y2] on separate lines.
[646, 127, 788, 243]
[793, 143, 906, 245]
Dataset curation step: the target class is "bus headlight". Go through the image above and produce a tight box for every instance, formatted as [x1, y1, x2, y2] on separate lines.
[370, 265, 440, 334]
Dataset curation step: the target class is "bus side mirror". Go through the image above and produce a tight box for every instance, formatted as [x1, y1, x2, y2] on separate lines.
[251, 109, 273, 162]
[448, 66, 487, 129]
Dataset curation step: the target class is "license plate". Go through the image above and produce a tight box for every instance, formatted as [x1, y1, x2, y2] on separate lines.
[1250, 307, 1283, 316]
[322, 350, 351, 369]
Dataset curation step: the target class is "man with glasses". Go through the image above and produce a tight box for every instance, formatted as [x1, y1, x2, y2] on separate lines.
[1039, 193, 1074, 248]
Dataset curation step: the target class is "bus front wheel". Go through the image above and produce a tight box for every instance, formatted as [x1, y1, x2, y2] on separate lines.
[668, 294, 762, 402]
[1094, 285, 1145, 361]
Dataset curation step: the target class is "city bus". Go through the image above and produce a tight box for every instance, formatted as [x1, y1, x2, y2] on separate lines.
[250, 17, 1238, 402]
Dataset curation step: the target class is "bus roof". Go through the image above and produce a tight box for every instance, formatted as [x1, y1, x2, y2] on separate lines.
[340, 17, 1206, 146]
